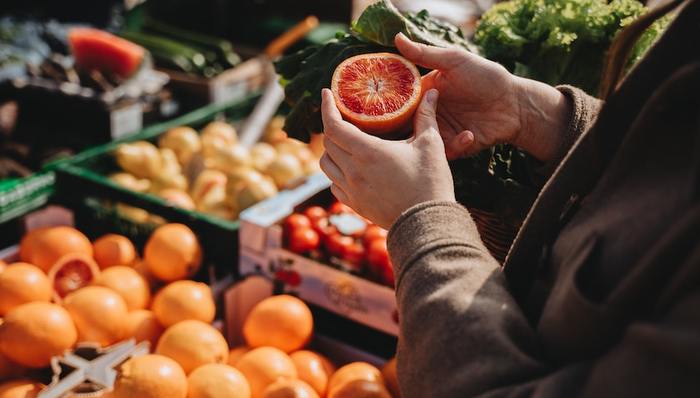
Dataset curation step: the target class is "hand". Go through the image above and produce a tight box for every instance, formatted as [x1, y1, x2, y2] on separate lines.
[320, 88, 455, 229]
[395, 33, 570, 162]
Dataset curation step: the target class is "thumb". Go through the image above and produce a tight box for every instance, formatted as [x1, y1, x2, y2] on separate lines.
[413, 89, 440, 139]
[395, 33, 464, 71]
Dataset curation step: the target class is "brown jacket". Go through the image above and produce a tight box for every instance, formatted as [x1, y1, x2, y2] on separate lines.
[387, 0, 700, 396]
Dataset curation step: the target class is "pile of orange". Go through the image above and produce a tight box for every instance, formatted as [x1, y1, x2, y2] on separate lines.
[0, 224, 400, 398]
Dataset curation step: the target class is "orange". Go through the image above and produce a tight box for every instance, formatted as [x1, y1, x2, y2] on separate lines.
[331, 53, 422, 136]
[290, 350, 335, 397]
[144, 223, 201, 282]
[92, 234, 136, 269]
[0, 302, 77, 368]
[228, 346, 252, 367]
[112, 354, 187, 398]
[20, 226, 93, 272]
[0, 260, 6, 274]
[155, 320, 228, 374]
[243, 295, 313, 353]
[48, 253, 100, 301]
[327, 362, 383, 396]
[381, 357, 399, 397]
[328, 380, 391, 398]
[236, 347, 298, 398]
[124, 309, 164, 348]
[63, 286, 128, 346]
[0, 263, 51, 316]
[93, 266, 151, 310]
[187, 363, 251, 398]
[0, 379, 43, 398]
[151, 280, 215, 327]
[263, 379, 319, 398]
[0, 351, 26, 381]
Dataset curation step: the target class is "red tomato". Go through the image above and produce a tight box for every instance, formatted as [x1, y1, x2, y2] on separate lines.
[343, 241, 366, 268]
[304, 206, 327, 222]
[284, 214, 311, 232]
[367, 239, 393, 286]
[329, 202, 353, 215]
[363, 225, 388, 247]
[69, 28, 144, 78]
[288, 227, 320, 254]
[311, 217, 338, 240]
[325, 233, 354, 257]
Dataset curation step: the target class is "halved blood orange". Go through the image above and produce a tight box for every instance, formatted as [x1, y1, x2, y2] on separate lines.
[48, 253, 100, 301]
[331, 53, 422, 135]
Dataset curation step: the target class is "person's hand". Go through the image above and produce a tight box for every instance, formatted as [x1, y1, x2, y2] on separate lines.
[320, 88, 455, 229]
[395, 33, 570, 162]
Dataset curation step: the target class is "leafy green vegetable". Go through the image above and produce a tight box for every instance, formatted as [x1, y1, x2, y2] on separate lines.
[474, 0, 671, 95]
[274, 0, 476, 141]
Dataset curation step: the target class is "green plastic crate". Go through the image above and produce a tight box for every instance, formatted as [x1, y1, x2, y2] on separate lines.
[54, 94, 261, 279]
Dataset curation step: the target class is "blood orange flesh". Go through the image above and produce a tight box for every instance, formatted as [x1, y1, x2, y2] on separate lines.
[331, 53, 422, 135]
[48, 253, 100, 301]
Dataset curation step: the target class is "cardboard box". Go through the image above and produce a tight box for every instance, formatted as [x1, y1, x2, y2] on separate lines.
[239, 173, 399, 336]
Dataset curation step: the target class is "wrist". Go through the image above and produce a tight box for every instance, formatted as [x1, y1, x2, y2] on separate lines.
[512, 76, 572, 162]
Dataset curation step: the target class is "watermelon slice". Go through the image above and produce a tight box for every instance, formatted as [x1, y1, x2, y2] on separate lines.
[69, 28, 145, 78]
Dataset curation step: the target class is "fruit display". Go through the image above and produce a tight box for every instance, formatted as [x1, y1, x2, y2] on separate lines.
[110, 116, 321, 222]
[282, 202, 394, 288]
[0, 219, 399, 397]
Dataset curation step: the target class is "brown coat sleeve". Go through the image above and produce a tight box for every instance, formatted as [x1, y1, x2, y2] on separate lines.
[388, 201, 700, 397]
[533, 86, 603, 179]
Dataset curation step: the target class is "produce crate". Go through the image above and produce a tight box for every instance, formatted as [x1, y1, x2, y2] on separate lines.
[239, 176, 400, 338]
[53, 95, 261, 280]
[0, 172, 55, 224]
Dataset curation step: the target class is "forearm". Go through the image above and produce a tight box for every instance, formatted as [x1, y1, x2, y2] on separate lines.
[388, 202, 547, 397]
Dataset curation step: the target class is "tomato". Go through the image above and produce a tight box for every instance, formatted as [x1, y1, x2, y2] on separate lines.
[311, 217, 338, 240]
[303, 206, 327, 222]
[69, 28, 144, 78]
[329, 202, 353, 215]
[367, 239, 394, 286]
[325, 233, 354, 258]
[288, 227, 320, 254]
[363, 225, 388, 247]
[342, 241, 366, 269]
[284, 214, 311, 232]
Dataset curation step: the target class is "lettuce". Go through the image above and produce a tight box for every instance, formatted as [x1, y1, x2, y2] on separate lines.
[474, 0, 670, 95]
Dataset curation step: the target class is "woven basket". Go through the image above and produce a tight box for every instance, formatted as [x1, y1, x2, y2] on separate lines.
[468, 207, 521, 265]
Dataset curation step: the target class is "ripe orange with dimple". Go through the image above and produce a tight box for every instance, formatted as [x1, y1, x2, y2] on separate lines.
[0, 302, 77, 368]
[0, 263, 52, 316]
[144, 223, 201, 282]
[263, 379, 319, 398]
[93, 234, 136, 269]
[290, 350, 336, 397]
[328, 362, 383, 397]
[243, 295, 313, 353]
[20, 226, 93, 272]
[112, 354, 187, 398]
[0, 379, 43, 398]
[63, 286, 128, 346]
[93, 266, 151, 310]
[331, 53, 422, 136]
[187, 363, 251, 398]
[155, 320, 229, 374]
[236, 347, 298, 398]
[151, 280, 215, 327]
[124, 309, 164, 348]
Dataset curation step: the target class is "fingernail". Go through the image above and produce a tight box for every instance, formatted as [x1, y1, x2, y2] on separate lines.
[426, 89, 438, 105]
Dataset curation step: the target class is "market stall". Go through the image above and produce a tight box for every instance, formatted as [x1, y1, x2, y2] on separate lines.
[0, 0, 672, 397]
